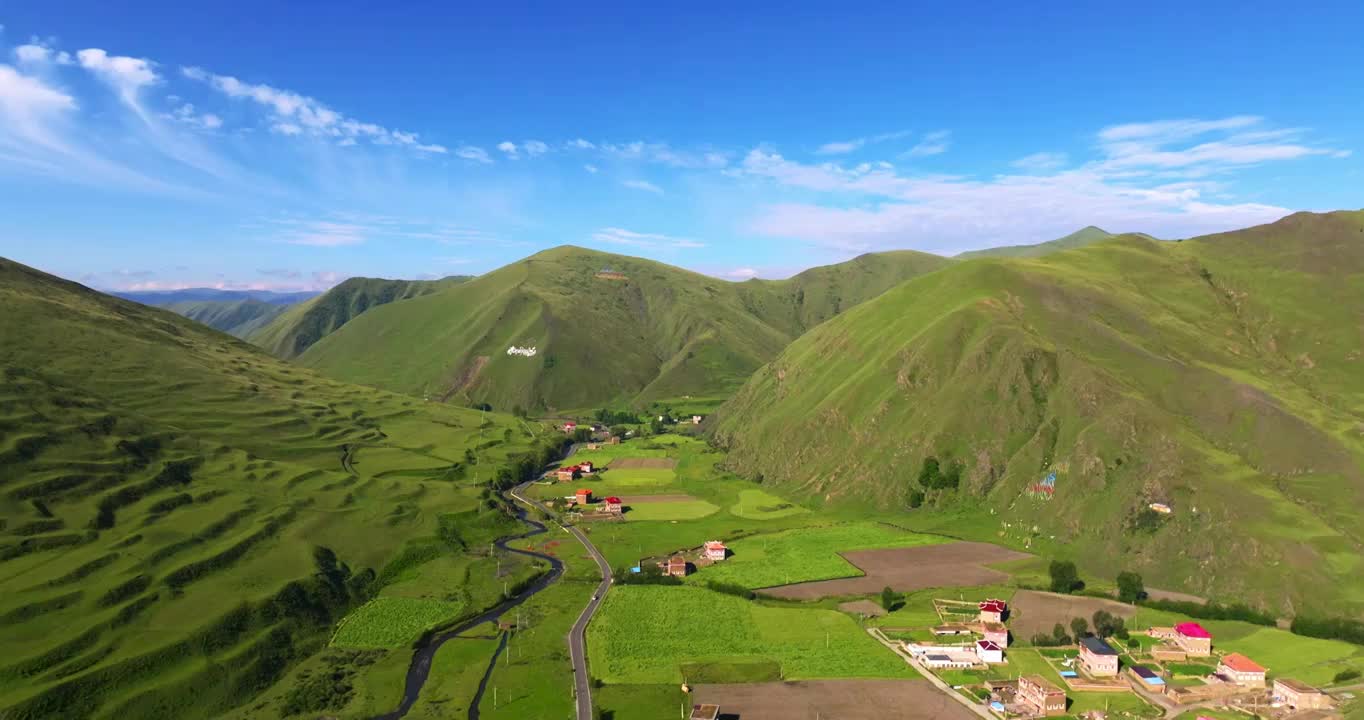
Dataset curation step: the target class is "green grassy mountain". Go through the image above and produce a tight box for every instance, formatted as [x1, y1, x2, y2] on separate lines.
[296, 246, 952, 412]
[248, 275, 469, 359]
[0, 258, 549, 719]
[711, 210, 1364, 616]
[161, 297, 291, 338]
[956, 225, 1120, 259]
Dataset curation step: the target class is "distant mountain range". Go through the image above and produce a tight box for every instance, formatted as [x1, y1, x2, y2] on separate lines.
[113, 288, 320, 305]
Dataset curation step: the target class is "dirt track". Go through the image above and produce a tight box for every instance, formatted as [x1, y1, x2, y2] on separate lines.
[693, 679, 978, 720]
[608, 457, 677, 469]
[1007, 589, 1137, 638]
[757, 541, 1031, 600]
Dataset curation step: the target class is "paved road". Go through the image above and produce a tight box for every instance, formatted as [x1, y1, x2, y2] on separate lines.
[509, 477, 613, 720]
[867, 628, 995, 720]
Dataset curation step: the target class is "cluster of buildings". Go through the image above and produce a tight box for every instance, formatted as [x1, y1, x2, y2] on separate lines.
[912, 600, 1014, 670]
[564, 487, 622, 515]
[555, 461, 595, 482]
[643, 541, 729, 579]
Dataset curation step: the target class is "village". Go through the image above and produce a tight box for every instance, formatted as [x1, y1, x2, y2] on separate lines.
[522, 419, 1357, 720]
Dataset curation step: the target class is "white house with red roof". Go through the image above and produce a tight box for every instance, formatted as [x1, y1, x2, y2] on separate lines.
[563, 421, 577, 433]
[704, 541, 727, 561]
[975, 639, 1004, 664]
[603, 496, 623, 514]
[1174, 622, 1212, 656]
[978, 598, 1007, 623]
[1217, 653, 1266, 686]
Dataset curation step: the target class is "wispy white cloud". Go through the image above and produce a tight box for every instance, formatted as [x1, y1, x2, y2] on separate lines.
[277, 220, 369, 246]
[725, 267, 758, 279]
[739, 116, 1347, 254]
[568, 138, 595, 150]
[590, 227, 704, 249]
[623, 179, 663, 194]
[600, 141, 730, 169]
[905, 130, 951, 157]
[523, 139, 548, 157]
[815, 128, 913, 155]
[182, 65, 445, 152]
[497, 140, 518, 158]
[163, 102, 221, 130]
[1012, 151, 1068, 172]
[454, 145, 492, 163]
[14, 41, 73, 67]
[77, 48, 159, 110]
[583, 163, 599, 174]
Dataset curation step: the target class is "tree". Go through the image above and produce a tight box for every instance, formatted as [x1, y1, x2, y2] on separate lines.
[1048, 560, 1081, 594]
[917, 457, 941, 488]
[880, 586, 900, 612]
[1116, 571, 1145, 603]
[907, 489, 925, 509]
[1070, 617, 1089, 639]
[1051, 623, 1072, 646]
[572, 427, 592, 443]
[1092, 610, 1127, 639]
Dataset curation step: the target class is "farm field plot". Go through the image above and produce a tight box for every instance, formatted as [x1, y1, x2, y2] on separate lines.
[872, 585, 1017, 629]
[760, 541, 1031, 599]
[691, 522, 946, 590]
[331, 597, 464, 649]
[731, 488, 810, 519]
[588, 585, 911, 685]
[597, 467, 677, 486]
[1007, 589, 1137, 640]
[608, 458, 678, 470]
[692, 679, 978, 720]
[623, 496, 720, 521]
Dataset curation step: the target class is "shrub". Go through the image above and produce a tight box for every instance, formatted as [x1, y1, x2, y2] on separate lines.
[1334, 669, 1361, 684]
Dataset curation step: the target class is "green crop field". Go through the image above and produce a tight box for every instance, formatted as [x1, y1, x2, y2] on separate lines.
[730, 488, 810, 519]
[331, 597, 464, 649]
[623, 499, 720, 521]
[588, 585, 912, 685]
[691, 522, 945, 589]
[601, 468, 676, 485]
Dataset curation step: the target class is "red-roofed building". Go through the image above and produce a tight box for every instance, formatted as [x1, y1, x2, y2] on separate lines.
[1174, 622, 1212, 656]
[662, 555, 688, 577]
[978, 599, 1007, 623]
[1217, 653, 1266, 686]
[576, 461, 594, 474]
[603, 496, 623, 514]
[976, 639, 1005, 664]
[575, 488, 593, 505]
[563, 422, 577, 433]
[556, 466, 579, 482]
[704, 541, 727, 562]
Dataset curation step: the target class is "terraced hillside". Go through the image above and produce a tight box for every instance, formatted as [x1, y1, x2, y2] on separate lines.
[297, 246, 950, 411]
[0, 258, 552, 719]
[249, 275, 470, 359]
[712, 210, 1364, 616]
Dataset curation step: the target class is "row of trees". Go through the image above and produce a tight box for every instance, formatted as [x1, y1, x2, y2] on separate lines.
[1030, 609, 1132, 647]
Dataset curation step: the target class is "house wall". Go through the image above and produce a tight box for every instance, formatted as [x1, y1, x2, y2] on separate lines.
[1080, 649, 1119, 676]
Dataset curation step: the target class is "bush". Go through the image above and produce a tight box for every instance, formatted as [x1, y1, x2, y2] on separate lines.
[1334, 669, 1361, 684]
[1292, 615, 1364, 645]
[1140, 598, 1276, 627]
[706, 581, 756, 600]
[1116, 571, 1145, 603]
[1049, 560, 1081, 594]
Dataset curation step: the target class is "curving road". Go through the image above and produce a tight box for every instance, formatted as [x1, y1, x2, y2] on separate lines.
[509, 482, 613, 720]
[371, 443, 610, 720]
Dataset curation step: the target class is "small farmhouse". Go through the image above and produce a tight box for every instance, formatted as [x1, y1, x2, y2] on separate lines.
[975, 639, 1004, 664]
[922, 653, 976, 669]
[1272, 678, 1333, 710]
[703, 541, 727, 561]
[1128, 665, 1166, 694]
[575, 488, 593, 505]
[1173, 622, 1212, 656]
[556, 466, 579, 482]
[691, 415, 703, 424]
[563, 422, 577, 433]
[1217, 653, 1266, 686]
[663, 555, 688, 577]
[603, 496, 623, 514]
[607, 435, 621, 445]
[978, 598, 1007, 623]
[982, 622, 1009, 647]
[1018, 675, 1066, 717]
[1079, 636, 1120, 676]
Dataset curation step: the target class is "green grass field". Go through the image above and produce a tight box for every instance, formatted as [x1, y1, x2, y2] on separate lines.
[711, 210, 1364, 617]
[588, 585, 912, 685]
[730, 488, 810, 519]
[331, 598, 465, 649]
[623, 499, 720, 521]
[0, 258, 560, 719]
[690, 522, 945, 589]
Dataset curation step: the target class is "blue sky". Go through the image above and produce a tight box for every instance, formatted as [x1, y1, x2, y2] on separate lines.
[1, 2, 1361, 291]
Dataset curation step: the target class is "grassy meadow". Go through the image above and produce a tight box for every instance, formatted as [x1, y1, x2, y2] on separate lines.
[0, 258, 559, 719]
